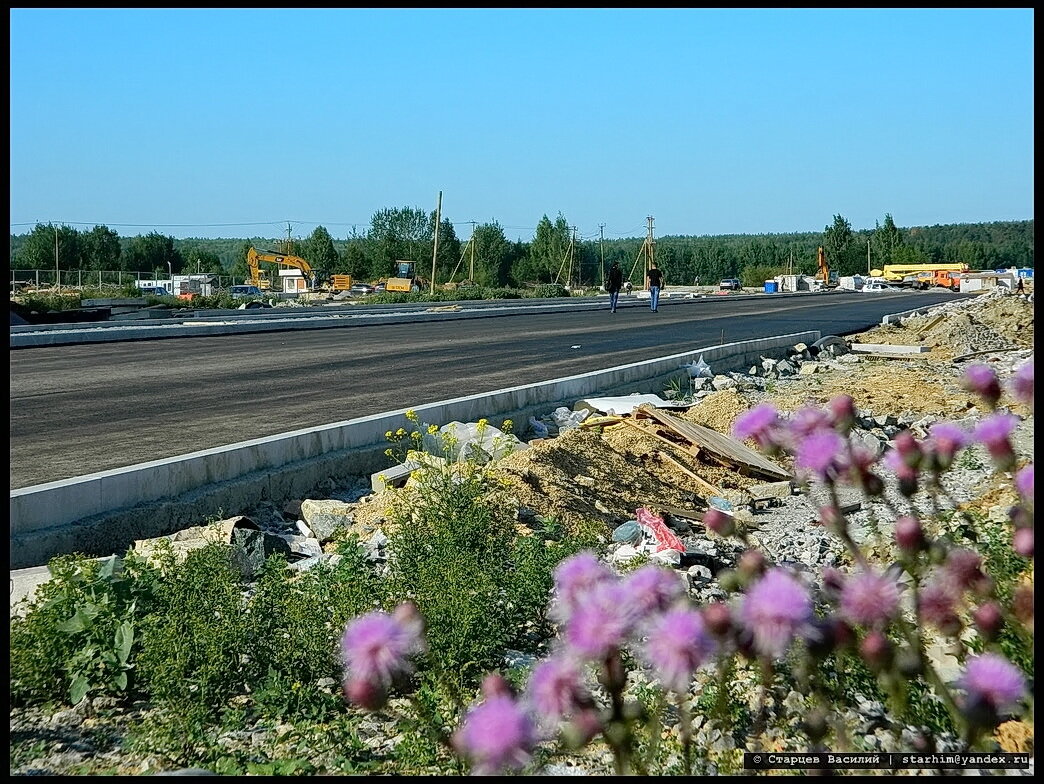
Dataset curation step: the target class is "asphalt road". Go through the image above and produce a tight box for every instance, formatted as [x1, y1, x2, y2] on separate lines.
[10, 290, 962, 489]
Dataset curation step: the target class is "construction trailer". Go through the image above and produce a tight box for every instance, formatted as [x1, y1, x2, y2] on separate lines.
[958, 272, 1016, 294]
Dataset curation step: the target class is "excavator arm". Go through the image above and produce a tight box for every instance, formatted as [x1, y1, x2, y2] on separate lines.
[246, 247, 315, 289]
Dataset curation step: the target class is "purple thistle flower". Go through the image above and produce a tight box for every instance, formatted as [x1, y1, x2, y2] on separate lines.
[524, 656, 589, 729]
[839, 569, 901, 628]
[958, 653, 1026, 714]
[795, 429, 846, 481]
[828, 394, 857, 432]
[918, 575, 962, 634]
[642, 607, 717, 693]
[789, 406, 834, 441]
[1010, 361, 1033, 409]
[836, 443, 882, 491]
[733, 403, 781, 449]
[621, 564, 685, 618]
[962, 364, 1002, 407]
[943, 549, 987, 591]
[884, 449, 919, 496]
[563, 580, 634, 660]
[973, 413, 1020, 470]
[340, 606, 425, 692]
[1015, 463, 1033, 502]
[891, 430, 922, 467]
[551, 551, 615, 622]
[925, 422, 970, 470]
[740, 568, 812, 659]
[452, 695, 537, 775]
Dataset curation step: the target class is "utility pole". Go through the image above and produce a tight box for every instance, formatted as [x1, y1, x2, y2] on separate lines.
[867, 238, 871, 275]
[567, 226, 577, 289]
[430, 190, 442, 294]
[644, 216, 655, 289]
[599, 223, 605, 286]
[53, 223, 59, 291]
[469, 221, 476, 281]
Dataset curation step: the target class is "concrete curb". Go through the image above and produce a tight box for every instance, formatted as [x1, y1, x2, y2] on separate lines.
[880, 304, 942, 325]
[10, 330, 819, 569]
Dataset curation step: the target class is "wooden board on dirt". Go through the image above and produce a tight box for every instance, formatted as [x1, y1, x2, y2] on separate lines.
[634, 405, 791, 481]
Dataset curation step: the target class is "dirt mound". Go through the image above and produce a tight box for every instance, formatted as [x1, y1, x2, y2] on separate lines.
[858, 291, 1033, 359]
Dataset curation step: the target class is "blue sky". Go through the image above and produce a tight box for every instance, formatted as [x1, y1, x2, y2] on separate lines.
[9, 8, 1034, 243]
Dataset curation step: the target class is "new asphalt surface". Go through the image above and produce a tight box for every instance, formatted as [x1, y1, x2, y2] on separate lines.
[9, 290, 962, 489]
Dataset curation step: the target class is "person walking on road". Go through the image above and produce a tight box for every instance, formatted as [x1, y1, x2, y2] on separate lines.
[646, 262, 665, 311]
[605, 261, 623, 312]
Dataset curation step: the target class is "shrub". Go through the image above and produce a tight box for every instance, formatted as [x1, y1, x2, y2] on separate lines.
[245, 544, 387, 721]
[136, 542, 252, 715]
[10, 551, 160, 708]
[528, 283, 569, 298]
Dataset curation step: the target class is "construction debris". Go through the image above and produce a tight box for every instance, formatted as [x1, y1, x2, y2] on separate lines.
[633, 404, 791, 481]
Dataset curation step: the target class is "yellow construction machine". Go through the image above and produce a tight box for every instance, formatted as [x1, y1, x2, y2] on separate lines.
[386, 260, 425, 293]
[816, 247, 839, 288]
[246, 247, 317, 292]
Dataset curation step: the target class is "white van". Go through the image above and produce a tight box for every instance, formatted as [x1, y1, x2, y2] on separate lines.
[862, 280, 898, 293]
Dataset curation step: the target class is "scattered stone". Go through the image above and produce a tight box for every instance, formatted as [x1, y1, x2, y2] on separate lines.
[300, 499, 357, 542]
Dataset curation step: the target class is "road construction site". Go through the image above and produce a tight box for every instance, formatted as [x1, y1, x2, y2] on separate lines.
[11, 286, 982, 575]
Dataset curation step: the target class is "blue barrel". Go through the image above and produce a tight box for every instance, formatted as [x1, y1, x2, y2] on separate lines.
[764, 280, 778, 293]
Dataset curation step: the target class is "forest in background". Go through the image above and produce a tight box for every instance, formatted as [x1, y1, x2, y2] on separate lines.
[9, 213, 1033, 289]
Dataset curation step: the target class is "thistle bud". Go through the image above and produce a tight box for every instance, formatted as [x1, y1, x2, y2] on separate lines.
[894, 515, 926, 554]
[738, 549, 766, 579]
[344, 676, 388, 711]
[704, 507, 736, 537]
[1013, 528, 1033, 559]
[702, 602, 732, 637]
[972, 602, 1004, 641]
[859, 630, 892, 671]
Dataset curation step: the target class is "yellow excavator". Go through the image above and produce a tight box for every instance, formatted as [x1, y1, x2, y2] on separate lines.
[386, 260, 425, 293]
[816, 247, 839, 288]
[246, 247, 317, 291]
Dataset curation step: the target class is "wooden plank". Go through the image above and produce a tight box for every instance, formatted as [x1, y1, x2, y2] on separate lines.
[621, 417, 702, 459]
[634, 405, 791, 480]
[654, 450, 722, 497]
[658, 504, 706, 524]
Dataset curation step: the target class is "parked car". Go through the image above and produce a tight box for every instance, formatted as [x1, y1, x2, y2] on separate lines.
[229, 285, 264, 299]
[861, 280, 899, 293]
[719, 278, 742, 291]
[136, 285, 170, 296]
[350, 283, 376, 295]
[374, 282, 387, 293]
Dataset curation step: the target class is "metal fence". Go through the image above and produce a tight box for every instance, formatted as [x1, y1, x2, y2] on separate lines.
[10, 270, 238, 294]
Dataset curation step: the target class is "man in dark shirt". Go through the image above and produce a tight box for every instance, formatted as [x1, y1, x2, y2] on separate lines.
[646, 262, 664, 311]
[605, 261, 623, 312]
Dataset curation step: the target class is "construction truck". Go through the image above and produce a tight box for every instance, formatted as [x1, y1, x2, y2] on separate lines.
[386, 260, 424, 293]
[870, 262, 969, 285]
[899, 269, 965, 291]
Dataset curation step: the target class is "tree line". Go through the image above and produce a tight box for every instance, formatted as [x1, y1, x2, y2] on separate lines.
[9, 212, 1033, 289]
